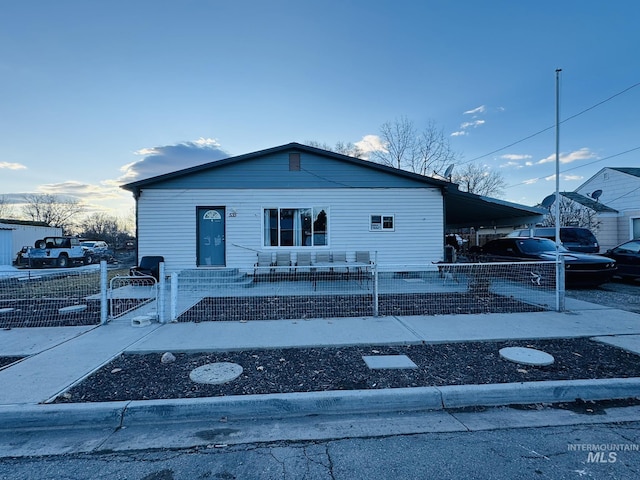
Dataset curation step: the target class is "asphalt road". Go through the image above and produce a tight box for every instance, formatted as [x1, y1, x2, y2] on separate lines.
[1, 415, 639, 480]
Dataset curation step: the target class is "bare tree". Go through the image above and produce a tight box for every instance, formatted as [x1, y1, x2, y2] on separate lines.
[370, 117, 457, 177]
[78, 212, 133, 247]
[305, 141, 365, 159]
[0, 195, 15, 219]
[370, 116, 417, 169]
[21, 194, 84, 234]
[308, 116, 506, 198]
[410, 120, 457, 176]
[452, 163, 507, 198]
[540, 196, 600, 231]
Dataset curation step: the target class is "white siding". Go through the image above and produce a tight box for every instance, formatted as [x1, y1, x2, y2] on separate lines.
[137, 188, 444, 273]
[0, 230, 12, 265]
[0, 224, 62, 266]
[577, 169, 640, 212]
[577, 168, 640, 243]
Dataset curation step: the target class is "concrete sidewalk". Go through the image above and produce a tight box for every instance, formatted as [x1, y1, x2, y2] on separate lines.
[1, 296, 640, 429]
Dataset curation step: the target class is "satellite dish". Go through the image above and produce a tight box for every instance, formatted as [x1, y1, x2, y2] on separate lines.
[443, 164, 454, 180]
[540, 194, 556, 209]
[590, 189, 603, 201]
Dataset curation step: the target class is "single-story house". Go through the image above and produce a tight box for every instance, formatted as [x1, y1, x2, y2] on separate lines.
[0, 219, 62, 266]
[558, 167, 640, 251]
[121, 143, 544, 273]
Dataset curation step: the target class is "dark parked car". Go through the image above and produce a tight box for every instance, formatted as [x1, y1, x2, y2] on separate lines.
[603, 239, 640, 281]
[507, 227, 600, 253]
[481, 237, 616, 287]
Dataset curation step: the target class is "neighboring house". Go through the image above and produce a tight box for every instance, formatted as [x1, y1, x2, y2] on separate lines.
[0, 219, 62, 266]
[560, 167, 640, 251]
[121, 143, 543, 273]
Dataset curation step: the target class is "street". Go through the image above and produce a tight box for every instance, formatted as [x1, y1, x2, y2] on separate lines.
[1, 406, 640, 479]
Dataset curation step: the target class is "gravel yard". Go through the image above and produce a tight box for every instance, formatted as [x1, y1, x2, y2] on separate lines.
[566, 278, 640, 314]
[53, 337, 640, 403]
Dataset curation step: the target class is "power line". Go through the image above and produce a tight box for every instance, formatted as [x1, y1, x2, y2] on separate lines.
[463, 80, 640, 165]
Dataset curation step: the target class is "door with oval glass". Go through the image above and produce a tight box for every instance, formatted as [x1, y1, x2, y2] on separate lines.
[197, 207, 225, 266]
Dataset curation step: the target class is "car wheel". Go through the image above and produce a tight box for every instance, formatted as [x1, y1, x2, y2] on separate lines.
[57, 255, 69, 268]
[84, 255, 93, 265]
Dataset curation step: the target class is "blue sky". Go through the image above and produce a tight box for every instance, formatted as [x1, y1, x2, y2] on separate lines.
[1, 0, 639, 219]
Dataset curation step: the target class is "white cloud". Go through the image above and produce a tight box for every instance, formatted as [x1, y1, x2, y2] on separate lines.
[38, 181, 123, 201]
[500, 161, 522, 168]
[501, 154, 532, 161]
[522, 178, 539, 185]
[354, 134, 387, 155]
[464, 105, 486, 115]
[563, 174, 583, 181]
[450, 131, 467, 137]
[123, 138, 229, 183]
[537, 147, 596, 165]
[0, 161, 27, 170]
[460, 120, 485, 129]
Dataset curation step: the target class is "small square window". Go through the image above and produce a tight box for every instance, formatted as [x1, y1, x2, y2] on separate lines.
[370, 214, 394, 231]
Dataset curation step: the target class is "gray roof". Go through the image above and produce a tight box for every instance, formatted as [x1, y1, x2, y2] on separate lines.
[122, 142, 545, 229]
[560, 191, 618, 213]
[610, 167, 640, 178]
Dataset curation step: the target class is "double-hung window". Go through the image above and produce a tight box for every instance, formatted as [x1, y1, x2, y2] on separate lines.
[263, 207, 328, 247]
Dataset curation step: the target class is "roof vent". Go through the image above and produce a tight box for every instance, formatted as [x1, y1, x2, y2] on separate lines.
[289, 153, 300, 171]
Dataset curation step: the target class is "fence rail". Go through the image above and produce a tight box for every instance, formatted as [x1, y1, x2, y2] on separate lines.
[0, 260, 562, 328]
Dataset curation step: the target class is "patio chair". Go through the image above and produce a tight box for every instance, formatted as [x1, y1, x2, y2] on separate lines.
[130, 256, 164, 281]
[313, 251, 332, 274]
[254, 252, 273, 279]
[275, 251, 292, 276]
[332, 251, 348, 276]
[295, 252, 312, 272]
[354, 251, 372, 284]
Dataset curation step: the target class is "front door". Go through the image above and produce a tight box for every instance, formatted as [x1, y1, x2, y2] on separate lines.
[197, 207, 225, 266]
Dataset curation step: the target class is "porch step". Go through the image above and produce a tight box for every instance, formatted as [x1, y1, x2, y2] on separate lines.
[177, 268, 253, 288]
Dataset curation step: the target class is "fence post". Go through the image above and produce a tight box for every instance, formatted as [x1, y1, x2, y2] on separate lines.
[373, 252, 379, 317]
[170, 271, 178, 322]
[100, 260, 108, 325]
[557, 256, 566, 312]
[157, 262, 166, 323]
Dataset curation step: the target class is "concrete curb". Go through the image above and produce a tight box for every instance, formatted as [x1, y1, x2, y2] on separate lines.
[2, 378, 640, 430]
[437, 377, 640, 408]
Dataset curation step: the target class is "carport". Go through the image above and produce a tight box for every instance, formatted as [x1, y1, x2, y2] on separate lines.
[444, 188, 545, 230]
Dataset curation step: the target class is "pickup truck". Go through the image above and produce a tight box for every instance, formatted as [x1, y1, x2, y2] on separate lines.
[18, 237, 88, 268]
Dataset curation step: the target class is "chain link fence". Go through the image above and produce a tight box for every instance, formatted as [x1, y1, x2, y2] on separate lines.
[0, 268, 105, 328]
[0, 260, 561, 328]
[171, 261, 558, 323]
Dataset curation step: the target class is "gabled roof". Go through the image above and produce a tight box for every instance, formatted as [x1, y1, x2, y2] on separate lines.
[121, 142, 451, 192]
[560, 192, 618, 213]
[121, 142, 545, 229]
[610, 167, 640, 178]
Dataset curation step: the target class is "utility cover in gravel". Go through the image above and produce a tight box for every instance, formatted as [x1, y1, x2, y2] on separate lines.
[189, 362, 243, 384]
[53, 338, 640, 404]
[499, 347, 555, 366]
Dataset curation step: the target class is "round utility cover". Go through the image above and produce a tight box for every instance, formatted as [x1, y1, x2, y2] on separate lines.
[499, 347, 555, 366]
[189, 362, 243, 384]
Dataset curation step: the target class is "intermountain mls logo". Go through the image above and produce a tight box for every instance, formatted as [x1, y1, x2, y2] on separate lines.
[568, 443, 640, 463]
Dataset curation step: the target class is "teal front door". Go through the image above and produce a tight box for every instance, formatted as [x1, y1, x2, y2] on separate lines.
[197, 207, 225, 266]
